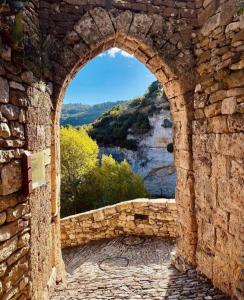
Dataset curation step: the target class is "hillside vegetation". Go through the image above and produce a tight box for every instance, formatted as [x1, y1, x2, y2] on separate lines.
[61, 101, 125, 126]
[86, 81, 169, 150]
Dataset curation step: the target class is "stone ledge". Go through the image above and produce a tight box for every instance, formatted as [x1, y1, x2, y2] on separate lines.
[61, 198, 177, 248]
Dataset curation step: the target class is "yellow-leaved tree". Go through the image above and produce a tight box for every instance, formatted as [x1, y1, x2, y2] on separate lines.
[60, 127, 98, 215]
[60, 127, 148, 217]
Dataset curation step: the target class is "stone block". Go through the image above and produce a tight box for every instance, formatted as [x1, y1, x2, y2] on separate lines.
[218, 133, 244, 158]
[204, 102, 221, 118]
[0, 123, 11, 139]
[0, 236, 18, 263]
[227, 115, 244, 132]
[0, 160, 22, 196]
[10, 122, 24, 139]
[230, 158, 244, 179]
[229, 213, 243, 240]
[7, 204, 29, 223]
[9, 90, 29, 107]
[0, 219, 28, 242]
[109, 9, 132, 34]
[196, 249, 213, 280]
[0, 104, 19, 121]
[198, 220, 215, 253]
[18, 232, 30, 249]
[211, 154, 228, 178]
[26, 125, 46, 151]
[129, 13, 154, 39]
[90, 7, 114, 38]
[221, 97, 237, 115]
[213, 208, 228, 230]
[213, 251, 232, 295]
[74, 13, 101, 48]
[0, 212, 6, 226]
[207, 116, 228, 133]
[0, 77, 9, 103]
[9, 81, 25, 92]
[93, 210, 104, 222]
[0, 262, 7, 277]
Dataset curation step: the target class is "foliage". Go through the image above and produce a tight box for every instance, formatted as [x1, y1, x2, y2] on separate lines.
[87, 80, 166, 149]
[60, 127, 148, 217]
[60, 127, 98, 215]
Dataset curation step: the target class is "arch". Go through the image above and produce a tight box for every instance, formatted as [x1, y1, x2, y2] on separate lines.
[48, 7, 197, 272]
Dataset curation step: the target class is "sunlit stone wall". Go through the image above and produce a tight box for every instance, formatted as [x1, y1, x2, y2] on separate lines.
[61, 199, 177, 248]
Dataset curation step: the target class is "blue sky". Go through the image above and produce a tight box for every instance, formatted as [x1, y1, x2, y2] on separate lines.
[64, 48, 156, 105]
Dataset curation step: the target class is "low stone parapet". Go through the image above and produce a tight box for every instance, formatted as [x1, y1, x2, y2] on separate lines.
[60, 198, 177, 248]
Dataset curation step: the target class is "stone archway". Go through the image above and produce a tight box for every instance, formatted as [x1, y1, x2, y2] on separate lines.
[49, 5, 197, 281]
[0, 1, 243, 299]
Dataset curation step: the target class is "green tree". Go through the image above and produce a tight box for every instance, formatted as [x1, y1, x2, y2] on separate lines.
[60, 127, 148, 217]
[60, 127, 98, 216]
[98, 155, 148, 206]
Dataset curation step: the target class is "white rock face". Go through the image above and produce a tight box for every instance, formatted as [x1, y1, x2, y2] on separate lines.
[100, 103, 176, 198]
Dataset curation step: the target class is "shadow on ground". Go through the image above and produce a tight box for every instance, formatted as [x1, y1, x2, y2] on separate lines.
[51, 236, 230, 300]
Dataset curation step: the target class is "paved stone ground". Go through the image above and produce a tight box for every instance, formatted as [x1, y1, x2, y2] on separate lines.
[51, 236, 230, 300]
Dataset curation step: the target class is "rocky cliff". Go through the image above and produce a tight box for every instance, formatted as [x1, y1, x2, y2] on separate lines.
[99, 96, 176, 198]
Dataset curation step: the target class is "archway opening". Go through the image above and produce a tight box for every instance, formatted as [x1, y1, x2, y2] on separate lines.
[59, 47, 176, 218]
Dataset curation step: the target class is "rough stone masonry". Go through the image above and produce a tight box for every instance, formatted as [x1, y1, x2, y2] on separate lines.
[0, 1, 243, 300]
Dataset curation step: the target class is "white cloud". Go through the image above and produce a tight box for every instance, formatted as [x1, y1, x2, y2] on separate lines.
[105, 47, 134, 58]
[120, 50, 134, 58]
[107, 47, 121, 57]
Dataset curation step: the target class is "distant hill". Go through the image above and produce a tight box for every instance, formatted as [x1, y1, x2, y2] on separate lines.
[61, 101, 126, 126]
[87, 81, 169, 150]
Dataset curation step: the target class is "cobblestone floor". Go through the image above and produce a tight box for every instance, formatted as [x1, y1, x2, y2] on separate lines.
[51, 236, 230, 300]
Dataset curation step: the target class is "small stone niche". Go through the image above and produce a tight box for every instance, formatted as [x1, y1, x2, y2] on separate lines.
[134, 214, 149, 221]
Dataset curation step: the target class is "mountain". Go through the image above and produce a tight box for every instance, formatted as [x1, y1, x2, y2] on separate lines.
[61, 101, 126, 126]
[87, 81, 169, 150]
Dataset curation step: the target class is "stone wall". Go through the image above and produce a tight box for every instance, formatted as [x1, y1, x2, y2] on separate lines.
[0, 2, 63, 299]
[61, 199, 177, 248]
[0, 1, 243, 299]
[194, 0, 244, 298]
[0, 2, 41, 300]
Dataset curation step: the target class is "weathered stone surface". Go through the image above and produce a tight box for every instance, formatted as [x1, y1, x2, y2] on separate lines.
[9, 81, 25, 92]
[0, 219, 28, 242]
[18, 232, 30, 249]
[0, 262, 7, 277]
[90, 7, 114, 38]
[74, 13, 101, 47]
[0, 77, 9, 104]
[129, 13, 154, 39]
[109, 9, 133, 34]
[0, 211, 6, 226]
[21, 71, 34, 84]
[0, 237, 18, 263]
[0, 123, 11, 139]
[61, 199, 177, 248]
[0, 161, 22, 196]
[7, 204, 29, 223]
[10, 122, 25, 139]
[0, 104, 19, 121]
[221, 97, 237, 115]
